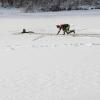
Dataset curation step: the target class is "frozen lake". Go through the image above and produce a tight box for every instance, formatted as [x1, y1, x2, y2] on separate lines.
[0, 8, 100, 100]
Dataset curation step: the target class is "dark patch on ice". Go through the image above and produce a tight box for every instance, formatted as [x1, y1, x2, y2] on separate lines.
[31, 43, 100, 48]
[64, 43, 100, 47]
[3, 43, 100, 51]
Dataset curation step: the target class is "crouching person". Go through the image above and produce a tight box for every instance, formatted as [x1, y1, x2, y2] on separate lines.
[56, 24, 75, 35]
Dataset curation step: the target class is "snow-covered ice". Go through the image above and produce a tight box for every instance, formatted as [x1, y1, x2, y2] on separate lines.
[0, 8, 100, 100]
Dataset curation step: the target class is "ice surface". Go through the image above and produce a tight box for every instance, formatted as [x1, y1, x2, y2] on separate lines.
[0, 8, 100, 100]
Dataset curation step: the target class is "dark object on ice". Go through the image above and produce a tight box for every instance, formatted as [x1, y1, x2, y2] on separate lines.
[21, 29, 34, 33]
[22, 29, 26, 33]
[56, 24, 75, 35]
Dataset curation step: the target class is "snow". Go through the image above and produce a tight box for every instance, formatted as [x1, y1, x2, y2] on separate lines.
[0, 8, 100, 100]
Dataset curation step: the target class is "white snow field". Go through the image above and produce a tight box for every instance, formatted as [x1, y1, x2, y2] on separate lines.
[0, 8, 100, 100]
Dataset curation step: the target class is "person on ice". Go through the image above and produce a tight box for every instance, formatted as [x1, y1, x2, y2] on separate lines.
[56, 24, 75, 35]
[21, 29, 34, 33]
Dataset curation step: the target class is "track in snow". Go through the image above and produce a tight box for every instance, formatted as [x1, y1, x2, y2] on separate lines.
[14, 32, 100, 38]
